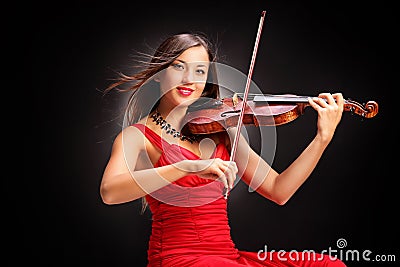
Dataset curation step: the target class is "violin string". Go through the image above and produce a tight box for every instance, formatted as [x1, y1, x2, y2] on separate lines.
[234, 93, 311, 101]
[235, 93, 309, 98]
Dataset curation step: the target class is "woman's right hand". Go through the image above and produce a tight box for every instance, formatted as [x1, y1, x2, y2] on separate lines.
[177, 159, 238, 190]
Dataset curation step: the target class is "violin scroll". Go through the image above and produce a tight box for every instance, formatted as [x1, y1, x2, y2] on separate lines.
[344, 100, 378, 119]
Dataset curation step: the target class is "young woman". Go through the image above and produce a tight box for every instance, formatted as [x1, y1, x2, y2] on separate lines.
[100, 32, 346, 267]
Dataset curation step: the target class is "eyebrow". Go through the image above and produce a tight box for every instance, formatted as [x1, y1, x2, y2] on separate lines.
[176, 59, 208, 67]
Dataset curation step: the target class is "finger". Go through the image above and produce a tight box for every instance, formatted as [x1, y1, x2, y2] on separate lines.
[313, 95, 331, 108]
[221, 160, 238, 172]
[222, 161, 238, 189]
[229, 172, 236, 189]
[227, 161, 238, 189]
[214, 167, 229, 189]
[332, 93, 344, 110]
[223, 164, 235, 189]
[308, 97, 322, 111]
[228, 161, 238, 174]
[218, 175, 229, 189]
[312, 96, 329, 109]
[203, 161, 224, 180]
[217, 161, 232, 188]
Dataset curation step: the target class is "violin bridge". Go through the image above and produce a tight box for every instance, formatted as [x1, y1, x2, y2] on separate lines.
[232, 93, 239, 109]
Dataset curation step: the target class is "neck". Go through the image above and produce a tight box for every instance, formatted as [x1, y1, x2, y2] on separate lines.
[156, 104, 188, 129]
[151, 104, 198, 143]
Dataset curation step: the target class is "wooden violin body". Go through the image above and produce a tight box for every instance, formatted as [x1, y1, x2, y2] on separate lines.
[185, 94, 379, 135]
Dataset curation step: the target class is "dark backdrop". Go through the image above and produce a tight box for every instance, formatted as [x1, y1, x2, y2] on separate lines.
[25, 1, 397, 266]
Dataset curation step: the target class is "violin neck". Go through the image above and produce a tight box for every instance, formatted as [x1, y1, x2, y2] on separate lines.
[252, 94, 310, 103]
[231, 93, 378, 119]
[248, 94, 348, 104]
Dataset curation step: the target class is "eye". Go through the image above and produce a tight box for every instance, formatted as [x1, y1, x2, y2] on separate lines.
[196, 68, 206, 75]
[171, 63, 184, 70]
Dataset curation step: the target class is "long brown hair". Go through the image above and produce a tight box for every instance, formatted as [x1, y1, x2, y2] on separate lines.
[104, 32, 220, 127]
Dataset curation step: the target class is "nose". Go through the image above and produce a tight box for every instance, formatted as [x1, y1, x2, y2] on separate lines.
[181, 69, 194, 84]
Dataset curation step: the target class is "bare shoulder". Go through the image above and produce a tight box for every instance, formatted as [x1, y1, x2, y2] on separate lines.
[112, 124, 146, 152]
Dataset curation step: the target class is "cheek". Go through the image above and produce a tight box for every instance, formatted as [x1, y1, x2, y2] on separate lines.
[161, 72, 182, 90]
[159, 72, 184, 93]
[195, 82, 206, 96]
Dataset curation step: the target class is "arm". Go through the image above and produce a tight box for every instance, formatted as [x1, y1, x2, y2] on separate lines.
[100, 126, 187, 204]
[100, 126, 238, 205]
[234, 93, 344, 205]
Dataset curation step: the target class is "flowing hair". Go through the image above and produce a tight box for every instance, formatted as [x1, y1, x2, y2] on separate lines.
[104, 32, 220, 124]
[103, 32, 220, 213]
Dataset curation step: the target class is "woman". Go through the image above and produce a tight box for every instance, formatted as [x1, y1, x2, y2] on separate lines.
[100, 32, 346, 266]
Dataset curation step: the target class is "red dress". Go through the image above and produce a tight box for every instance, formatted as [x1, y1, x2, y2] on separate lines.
[132, 124, 346, 267]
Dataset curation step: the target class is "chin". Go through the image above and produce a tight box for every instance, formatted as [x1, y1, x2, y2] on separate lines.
[175, 97, 199, 107]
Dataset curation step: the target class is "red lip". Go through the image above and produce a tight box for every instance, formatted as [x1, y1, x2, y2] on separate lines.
[177, 87, 194, 96]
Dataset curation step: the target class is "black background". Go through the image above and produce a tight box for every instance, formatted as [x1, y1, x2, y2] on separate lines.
[25, 0, 397, 266]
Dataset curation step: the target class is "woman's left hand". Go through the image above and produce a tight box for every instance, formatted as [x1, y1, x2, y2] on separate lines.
[308, 92, 344, 143]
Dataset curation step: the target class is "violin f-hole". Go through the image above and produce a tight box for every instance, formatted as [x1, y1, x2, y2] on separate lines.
[221, 110, 241, 117]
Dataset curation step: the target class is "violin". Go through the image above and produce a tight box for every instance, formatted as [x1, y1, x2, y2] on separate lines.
[185, 93, 379, 135]
[193, 10, 378, 198]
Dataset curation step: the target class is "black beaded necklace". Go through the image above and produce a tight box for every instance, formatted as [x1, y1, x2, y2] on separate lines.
[151, 111, 199, 144]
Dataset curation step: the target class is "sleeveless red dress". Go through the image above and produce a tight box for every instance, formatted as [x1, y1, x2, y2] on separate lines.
[133, 124, 346, 267]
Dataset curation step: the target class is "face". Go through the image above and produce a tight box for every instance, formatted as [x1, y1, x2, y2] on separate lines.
[156, 46, 210, 108]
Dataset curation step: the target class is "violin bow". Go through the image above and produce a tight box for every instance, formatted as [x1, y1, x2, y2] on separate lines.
[225, 11, 266, 198]
[230, 11, 266, 161]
